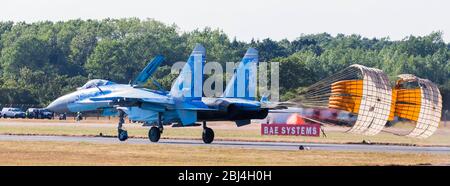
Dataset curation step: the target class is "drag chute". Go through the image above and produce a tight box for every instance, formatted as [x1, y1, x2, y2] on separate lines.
[274, 64, 443, 139]
[291, 64, 393, 136]
[390, 74, 442, 139]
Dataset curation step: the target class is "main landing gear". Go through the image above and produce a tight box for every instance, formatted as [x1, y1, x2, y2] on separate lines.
[202, 121, 214, 144]
[148, 113, 163, 142]
[117, 110, 128, 141]
[116, 110, 214, 144]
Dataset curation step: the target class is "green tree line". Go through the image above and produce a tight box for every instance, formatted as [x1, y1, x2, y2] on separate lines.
[0, 18, 449, 109]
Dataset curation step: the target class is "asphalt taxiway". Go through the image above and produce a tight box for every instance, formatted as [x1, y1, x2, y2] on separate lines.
[0, 134, 449, 154]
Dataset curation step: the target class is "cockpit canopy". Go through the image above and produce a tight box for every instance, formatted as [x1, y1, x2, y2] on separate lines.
[77, 79, 116, 90]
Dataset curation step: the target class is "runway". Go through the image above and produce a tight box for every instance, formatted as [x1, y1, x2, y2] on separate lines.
[1, 134, 449, 154]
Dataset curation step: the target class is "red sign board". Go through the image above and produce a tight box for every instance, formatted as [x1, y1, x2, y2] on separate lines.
[261, 124, 321, 137]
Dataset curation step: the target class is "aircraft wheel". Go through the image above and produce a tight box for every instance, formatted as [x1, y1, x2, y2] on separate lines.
[118, 129, 128, 141]
[202, 127, 214, 144]
[149, 126, 160, 142]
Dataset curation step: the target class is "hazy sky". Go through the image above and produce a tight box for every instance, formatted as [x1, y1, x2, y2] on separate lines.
[1, 0, 449, 42]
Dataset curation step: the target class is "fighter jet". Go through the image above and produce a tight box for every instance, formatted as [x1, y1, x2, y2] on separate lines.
[47, 44, 273, 143]
[48, 44, 215, 141]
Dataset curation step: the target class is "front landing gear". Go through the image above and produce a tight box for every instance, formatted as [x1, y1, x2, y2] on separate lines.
[149, 126, 160, 142]
[148, 112, 163, 142]
[117, 110, 128, 141]
[202, 121, 214, 144]
[118, 129, 128, 141]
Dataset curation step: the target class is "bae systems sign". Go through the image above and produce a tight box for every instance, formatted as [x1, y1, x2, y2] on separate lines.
[261, 124, 321, 136]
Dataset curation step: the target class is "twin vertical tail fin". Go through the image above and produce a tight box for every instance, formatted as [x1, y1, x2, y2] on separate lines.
[169, 44, 206, 101]
[169, 46, 258, 101]
[222, 48, 259, 100]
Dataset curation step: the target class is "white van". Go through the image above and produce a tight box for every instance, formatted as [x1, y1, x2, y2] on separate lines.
[1, 107, 26, 118]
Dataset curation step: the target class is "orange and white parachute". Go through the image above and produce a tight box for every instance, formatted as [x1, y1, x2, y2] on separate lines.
[292, 64, 442, 138]
[389, 74, 442, 138]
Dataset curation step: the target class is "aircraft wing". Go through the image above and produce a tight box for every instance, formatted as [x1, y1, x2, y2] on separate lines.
[89, 88, 218, 111]
[89, 88, 173, 105]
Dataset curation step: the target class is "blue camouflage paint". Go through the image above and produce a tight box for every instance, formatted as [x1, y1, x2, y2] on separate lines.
[132, 55, 165, 86]
[223, 48, 258, 100]
[170, 43, 206, 101]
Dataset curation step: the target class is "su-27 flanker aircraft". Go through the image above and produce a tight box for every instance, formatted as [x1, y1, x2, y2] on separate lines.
[47, 44, 270, 143]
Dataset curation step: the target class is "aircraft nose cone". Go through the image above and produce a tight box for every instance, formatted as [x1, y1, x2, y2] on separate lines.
[46, 98, 70, 113]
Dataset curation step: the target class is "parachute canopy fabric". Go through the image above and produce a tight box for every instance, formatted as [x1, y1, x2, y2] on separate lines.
[290, 64, 443, 139]
[393, 74, 442, 139]
[328, 80, 363, 113]
[292, 64, 393, 136]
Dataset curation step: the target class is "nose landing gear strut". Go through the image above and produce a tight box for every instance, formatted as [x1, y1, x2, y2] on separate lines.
[117, 110, 128, 141]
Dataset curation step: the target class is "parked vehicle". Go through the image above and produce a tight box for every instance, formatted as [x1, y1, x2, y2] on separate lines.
[25, 108, 54, 119]
[38, 109, 54, 119]
[26, 108, 40, 119]
[1, 107, 26, 118]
